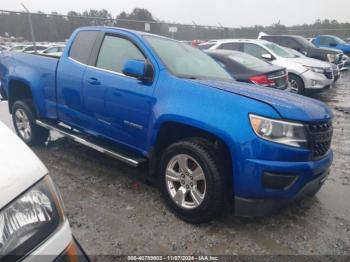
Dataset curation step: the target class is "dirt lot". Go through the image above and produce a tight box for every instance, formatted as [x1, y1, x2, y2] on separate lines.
[0, 73, 350, 258]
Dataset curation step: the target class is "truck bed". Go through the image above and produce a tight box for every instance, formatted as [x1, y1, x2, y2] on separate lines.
[0, 51, 59, 119]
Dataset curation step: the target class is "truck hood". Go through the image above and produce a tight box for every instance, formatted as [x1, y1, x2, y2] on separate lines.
[0, 122, 47, 209]
[194, 79, 332, 122]
[338, 43, 350, 52]
[308, 45, 343, 55]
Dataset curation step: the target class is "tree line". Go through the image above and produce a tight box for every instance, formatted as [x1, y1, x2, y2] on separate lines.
[0, 8, 349, 42]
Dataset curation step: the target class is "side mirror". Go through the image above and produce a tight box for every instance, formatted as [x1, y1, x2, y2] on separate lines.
[261, 53, 273, 60]
[122, 59, 154, 82]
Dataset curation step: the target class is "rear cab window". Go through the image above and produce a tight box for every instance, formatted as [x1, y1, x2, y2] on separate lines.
[69, 31, 99, 64]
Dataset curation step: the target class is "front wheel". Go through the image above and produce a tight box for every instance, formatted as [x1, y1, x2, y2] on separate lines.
[159, 138, 229, 223]
[289, 74, 305, 95]
[12, 100, 49, 146]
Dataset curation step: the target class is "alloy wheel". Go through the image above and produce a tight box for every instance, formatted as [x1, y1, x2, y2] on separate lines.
[289, 79, 299, 93]
[15, 108, 31, 140]
[165, 154, 207, 209]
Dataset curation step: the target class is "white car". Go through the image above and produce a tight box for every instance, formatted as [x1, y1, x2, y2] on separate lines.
[0, 121, 88, 261]
[9, 45, 48, 53]
[0, 45, 8, 52]
[41, 45, 65, 57]
[204, 39, 335, 95]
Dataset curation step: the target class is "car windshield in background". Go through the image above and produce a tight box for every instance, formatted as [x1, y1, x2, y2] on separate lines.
[144, 36, 233, 80]
[332, 36, 346, 44]
[296, 36, 316, 47]
[228, 52, 270, 69]
[198, 43, 216, 50]
[287, 48, 305, 57]
[10, 46, 26, 51]
[263, 42, 296, 58]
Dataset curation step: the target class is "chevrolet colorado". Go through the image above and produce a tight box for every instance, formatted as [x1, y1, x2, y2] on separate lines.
[0, 27, 334, 223]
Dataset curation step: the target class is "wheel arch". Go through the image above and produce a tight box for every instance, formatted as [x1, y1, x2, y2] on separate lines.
[148, 118, 235, 188]
[7, 78, 35, 114]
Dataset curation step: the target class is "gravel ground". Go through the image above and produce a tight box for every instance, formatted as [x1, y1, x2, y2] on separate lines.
[0, 72, 349, 258]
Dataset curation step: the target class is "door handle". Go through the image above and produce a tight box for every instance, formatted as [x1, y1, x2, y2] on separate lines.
[87, 77, 101, 85]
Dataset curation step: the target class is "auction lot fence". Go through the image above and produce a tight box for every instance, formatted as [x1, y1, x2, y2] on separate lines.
[1, 9, 350, 42]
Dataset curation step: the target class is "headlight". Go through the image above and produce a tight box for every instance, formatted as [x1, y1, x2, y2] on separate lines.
[326, 53, 337, 63]
[303, 65, 324, 74]
[0, 176, 64, 259]
[249, 114, 308, 148]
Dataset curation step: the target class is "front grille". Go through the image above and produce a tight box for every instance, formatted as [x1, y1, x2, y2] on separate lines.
[307, 121, 333, 159]
[336, 54, 343, 64]
[324, 69, 333, 80]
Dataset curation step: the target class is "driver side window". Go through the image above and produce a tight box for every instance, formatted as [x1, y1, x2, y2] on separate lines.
[243, 43, 268, 59]
[96, 35, 146, 74]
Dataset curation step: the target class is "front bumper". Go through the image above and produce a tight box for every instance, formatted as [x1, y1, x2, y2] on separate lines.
[301, 70, 333, 91]
[234, 168, 329, 217]
[22, 220, 89, 262]
[55, 237, 90, 262]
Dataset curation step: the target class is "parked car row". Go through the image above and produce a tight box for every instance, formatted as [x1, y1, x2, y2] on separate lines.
[199, 38, 338, 94]
[1, 42, 65, 57]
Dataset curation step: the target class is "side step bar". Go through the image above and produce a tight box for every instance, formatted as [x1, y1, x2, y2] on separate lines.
[36, 120, 146, 167]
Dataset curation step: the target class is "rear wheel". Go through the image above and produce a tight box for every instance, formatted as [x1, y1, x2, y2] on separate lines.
[289, 74, 305, 95]
[159, 138, 229, 223]
[12, 100, 49, 146]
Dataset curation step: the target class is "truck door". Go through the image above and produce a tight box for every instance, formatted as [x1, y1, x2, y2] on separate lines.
[56, 30, 99, 127]
[82, 33, 156, 151]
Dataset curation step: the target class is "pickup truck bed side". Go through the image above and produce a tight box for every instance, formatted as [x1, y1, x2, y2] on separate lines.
[3, 52, 59, 119]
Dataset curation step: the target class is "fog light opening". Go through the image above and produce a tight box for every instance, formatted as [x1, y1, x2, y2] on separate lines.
[263, 172, 298, 190]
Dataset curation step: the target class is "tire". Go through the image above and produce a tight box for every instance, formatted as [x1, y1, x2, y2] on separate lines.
[288, 74, 305, 95]
[159, 138, 229, 224]
[12, 99, 49, 146]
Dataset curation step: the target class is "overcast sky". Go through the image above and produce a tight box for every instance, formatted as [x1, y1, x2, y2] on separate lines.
[2, 0, 350, 27]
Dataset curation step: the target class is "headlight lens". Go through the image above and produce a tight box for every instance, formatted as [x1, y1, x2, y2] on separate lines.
[0, 176, 64, 259]
[303, 65, 324, 74]
[249, 114, 308, 148]
[326, 53, 337, 63]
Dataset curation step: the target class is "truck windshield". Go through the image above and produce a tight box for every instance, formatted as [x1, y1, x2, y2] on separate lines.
[144, 36, 233, 80]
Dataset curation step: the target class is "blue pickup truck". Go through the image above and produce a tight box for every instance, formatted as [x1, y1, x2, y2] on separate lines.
[312, 35, 350, 55]
[0, 27, 334, 223]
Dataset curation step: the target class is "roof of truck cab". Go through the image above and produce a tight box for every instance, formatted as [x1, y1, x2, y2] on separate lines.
[316, 35, 338, 38]
[77, 26, 169, 39]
